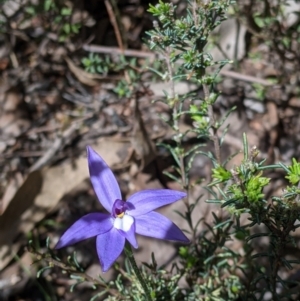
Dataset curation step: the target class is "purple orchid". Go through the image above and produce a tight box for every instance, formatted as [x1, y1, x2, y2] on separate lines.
[56, 146, 189, 272]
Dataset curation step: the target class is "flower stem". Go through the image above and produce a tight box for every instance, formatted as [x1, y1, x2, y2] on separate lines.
[124, 243, 152, 301]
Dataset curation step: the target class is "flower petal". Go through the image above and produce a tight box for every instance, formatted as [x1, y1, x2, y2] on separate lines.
[114, 215, 134, 232]
[127, 189, 186, 216]
[122, 223, 138, 249]
[55, 213, 113, 249]
[135, 211, 189, 243]
[87, 146, 121, 212]
[114, 215, 138, 249]
[96, 228, 125, 272]
[114, 215, 138, 248]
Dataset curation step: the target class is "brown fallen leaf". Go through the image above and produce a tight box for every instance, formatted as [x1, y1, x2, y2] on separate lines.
[0, 138, 127, 270]
[0, 170, 43, 270]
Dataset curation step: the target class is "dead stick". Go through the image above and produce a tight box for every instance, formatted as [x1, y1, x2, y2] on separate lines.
[82, 44, 156, 59]
[104, 0, 125, 51]
[220, 69, 274, 86]
[28, 115, 93, 172]
[82, 45, 275, 86]
[29, 122, 79, 172]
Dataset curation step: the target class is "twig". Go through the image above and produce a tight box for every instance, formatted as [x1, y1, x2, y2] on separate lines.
[28, 247, 119, 297]
[104, 0, 132, 86]
[296, 181, 300, 203]
[10, 52, 19, 68]
[220, 69, 274, 86]
[203, 83, 221, 165]
[104, 0, 125, 51]
[233, 18, 240, 68]
[163, 48, 192, 219]
[3, 151, 45, 158]
[29, 117, 92, 172]
[82, 44, 156, 59]
[82, 45, 274, 87]
[164, 48, 177, 129]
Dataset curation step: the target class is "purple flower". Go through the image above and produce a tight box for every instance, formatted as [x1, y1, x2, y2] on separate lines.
[56, 146, 189, 272]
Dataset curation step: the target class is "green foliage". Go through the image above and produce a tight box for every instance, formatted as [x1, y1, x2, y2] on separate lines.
[208, 139, 300, 299]
[104, 264, 185, 301]
[252, 83, 266, 101]
[212, 165, 231, 183]
[189, 104, 210, 133]
[286, 158, 300, 185]
[147, 0, 233, 82]
[81, 53, 142, 98]
[180, 213, 247, 301]
[82, 53, 111, 74]
[227, 164, 270, 206]
[23, 0, 82, 42]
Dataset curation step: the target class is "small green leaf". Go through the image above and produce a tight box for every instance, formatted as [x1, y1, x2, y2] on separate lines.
[61, 7, 72, 16]
[286, 158, 300, 185]
[44, 0, 53, 11]
[63, 23, 71, 34]
[212, 165, 231, 182]
[37, 266, 52, 278]
[25, 6, 36, 15]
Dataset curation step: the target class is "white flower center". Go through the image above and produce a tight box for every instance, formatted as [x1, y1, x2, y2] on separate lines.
[114, 214, 134, 232]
